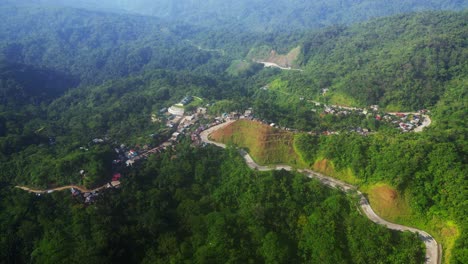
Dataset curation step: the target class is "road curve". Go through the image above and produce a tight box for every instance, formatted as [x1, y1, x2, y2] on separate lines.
[387, 112, 432, 133]
[200, 122, 440, 264]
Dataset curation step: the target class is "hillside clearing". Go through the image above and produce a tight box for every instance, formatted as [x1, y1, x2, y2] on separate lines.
[210, 119, 305, 167]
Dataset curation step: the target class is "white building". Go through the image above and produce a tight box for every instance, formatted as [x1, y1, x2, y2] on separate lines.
[168, 106, 185, 116]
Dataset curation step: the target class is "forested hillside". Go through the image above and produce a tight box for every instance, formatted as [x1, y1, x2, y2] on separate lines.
[0, 3, 466, 263]
[10, 0, 468, 32]
[258, 11, 468, 112]
[0, 5, 223, 86]
[0, 60, 76, 106]
[0, 144, 425, 263]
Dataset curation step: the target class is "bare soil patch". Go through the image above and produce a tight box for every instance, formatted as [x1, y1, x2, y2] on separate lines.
[366, 184, 412, 221]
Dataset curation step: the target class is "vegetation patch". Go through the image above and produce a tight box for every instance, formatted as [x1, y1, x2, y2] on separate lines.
[226, 60, 253, 76]
[327, 92, 359, 107]
[363, 183, 412, 222]
[313, 159, 360, 184]
[362, 183, 460, 263]
[210, 119, 305, 166]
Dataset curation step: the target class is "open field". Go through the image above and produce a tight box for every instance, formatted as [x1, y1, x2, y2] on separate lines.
[210, 119, 305, 167]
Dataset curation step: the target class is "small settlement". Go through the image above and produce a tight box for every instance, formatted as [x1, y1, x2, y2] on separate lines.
[36, 95, 430, 204]
[312, 101, 429, 134]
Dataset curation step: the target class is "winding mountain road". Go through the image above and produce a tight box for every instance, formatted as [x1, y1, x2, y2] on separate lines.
[200, 121, 440, 264]
[15, 181, 120, 194]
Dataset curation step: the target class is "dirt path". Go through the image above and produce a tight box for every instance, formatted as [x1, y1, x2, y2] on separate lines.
[256, 61, 304, 71]
[15, 181, 120, 194]
[200, 122, 440, 264]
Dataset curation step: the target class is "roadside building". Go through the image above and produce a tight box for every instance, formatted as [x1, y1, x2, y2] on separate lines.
[168, 106, 185, 116]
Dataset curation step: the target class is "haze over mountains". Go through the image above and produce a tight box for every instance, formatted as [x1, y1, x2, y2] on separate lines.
[7, 0, 468, 31]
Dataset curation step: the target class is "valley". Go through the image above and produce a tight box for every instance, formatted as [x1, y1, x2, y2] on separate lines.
[0, 1, 466, 264]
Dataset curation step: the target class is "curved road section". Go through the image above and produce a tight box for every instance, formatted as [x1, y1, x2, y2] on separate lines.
[15, 181, 120, 194]
[201, 122, 440, 264]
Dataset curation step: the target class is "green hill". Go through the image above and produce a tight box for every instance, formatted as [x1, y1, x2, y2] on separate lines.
[0, 5, 219, 86]
[265, 11, 468, 111]
[12, 0, 467, 32]
[0, 5, 466, 264]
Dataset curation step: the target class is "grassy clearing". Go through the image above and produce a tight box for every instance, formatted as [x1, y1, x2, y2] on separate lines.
[328, 92, 359, 107]
[361, 183, 460, 264]
[269, 78, 291, 94]
[186, 96, 203, 108]
[210, 119, 306, 167]
[361, 183, 412, 221]
[312, 158, 361, 185]
[384, 103, 406, 112]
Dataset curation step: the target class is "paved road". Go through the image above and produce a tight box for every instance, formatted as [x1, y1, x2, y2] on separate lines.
[415, 115, 431, 132]
[387, 112, 432, 133]
[16, 181, 120, 194]
[200, 122, 440, 264]
[256, 61, 304, 71]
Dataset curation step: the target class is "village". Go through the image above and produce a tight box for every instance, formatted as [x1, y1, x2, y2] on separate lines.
[57, 95, 431, 204]
[69, 96, 232, 204]
[311, 100, 430, 134]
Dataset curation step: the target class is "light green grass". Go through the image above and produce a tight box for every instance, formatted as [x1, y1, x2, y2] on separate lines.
[312, 158, 361, 185]
[328, 92, 359, 107]
[361, 183, 460, 264]
[211, 120, 306, 167]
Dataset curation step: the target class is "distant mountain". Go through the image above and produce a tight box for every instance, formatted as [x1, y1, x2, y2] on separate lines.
[6, 0, 468, 32]
[0, 5, 219, 86]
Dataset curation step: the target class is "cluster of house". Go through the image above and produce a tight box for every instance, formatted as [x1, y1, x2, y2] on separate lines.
[191, 125, 207, 144]
[315, 101, 428, 133]
[111, 145, 141, 167]
[215, 108, 254, 122]
[180, 96, 193, 105]
[350, 127, 370, 136]
[388, 112, 425, 132]
[71, 188, 96, 204]
[68, 104, 279, 204]
[318, 103, 378, 116]
[110, 99, 209, 172]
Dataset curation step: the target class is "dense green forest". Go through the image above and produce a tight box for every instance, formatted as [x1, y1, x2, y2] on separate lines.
[0, 3, 466, 263]
[0, 5, 228, 86]
[292, 75, 467, 262]
[10, 0, 468, 32]
[263, 11, 468, 111]
[0, 144, 425, 263]
[0, 66, 251, 187]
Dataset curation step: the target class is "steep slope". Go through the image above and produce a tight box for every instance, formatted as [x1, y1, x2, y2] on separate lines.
[0, 5, 218, 86]
[268, 11, 468, 110]
[210, 119, 303, 166]
[0, 61, 76, 107]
